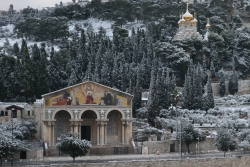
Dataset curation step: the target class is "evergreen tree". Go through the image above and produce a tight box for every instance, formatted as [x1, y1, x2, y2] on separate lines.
[229, 70, 238, 95]
[31, 44, 42, 98]
[219, 69, 226, 97]
[19, 39, 34, 100]
[205, 75, 215, 110]
[132, 67, 142, 117]
[210, 60, 216, 78]
[39, 43, 49, 96]
[182, 62, 204, 110]
[147, 70, 159, 127]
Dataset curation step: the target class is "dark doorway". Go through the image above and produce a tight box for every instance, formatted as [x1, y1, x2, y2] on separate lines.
[170, 144, 175, 152]
[20, 151, 26, 159]
[81, 126, 91, 141]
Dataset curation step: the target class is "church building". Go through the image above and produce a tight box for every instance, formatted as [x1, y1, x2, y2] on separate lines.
[33, 81, 133, 154]
[172, 2, 210, 41]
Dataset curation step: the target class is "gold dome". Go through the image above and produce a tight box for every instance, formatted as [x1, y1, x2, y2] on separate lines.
[183, 2, 193, 21]
[183, 11, 193, 21]
[178, 13, 185, 24]
[191, 13, 198, 25]
[180, 17, 186, 24]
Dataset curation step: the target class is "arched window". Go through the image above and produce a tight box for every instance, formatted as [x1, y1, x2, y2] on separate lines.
[107, 111, 118, 135]
[28, 111, 30, 116]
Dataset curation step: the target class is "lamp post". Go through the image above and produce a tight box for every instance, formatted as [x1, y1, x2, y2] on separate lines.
[171, 89, 182, 158]
[180, 111, 182, 159]
[11, 107, 14, 166]
[197, 137, 200, 158]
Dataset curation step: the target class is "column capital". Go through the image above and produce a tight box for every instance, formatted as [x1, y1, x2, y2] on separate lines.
[42, 119, 56, 126]
[69, 119, 83, 125]
[121, 118, 133, 126]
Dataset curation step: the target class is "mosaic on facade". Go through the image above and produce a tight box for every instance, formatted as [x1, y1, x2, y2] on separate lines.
[44, 82, 132, 107]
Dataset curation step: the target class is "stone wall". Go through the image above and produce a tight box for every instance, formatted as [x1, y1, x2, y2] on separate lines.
[209, 79, 250, 97]
[143, 140, 177, 154]
[16, 155, 250, 167]
[143, 137, 216, 154]
[26, 148, 43, 159]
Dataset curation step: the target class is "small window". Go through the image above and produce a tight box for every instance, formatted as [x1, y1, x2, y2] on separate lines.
[28, 111, 30, 116]
[5, 111, 8, 116]
[0, 111, 4, 116]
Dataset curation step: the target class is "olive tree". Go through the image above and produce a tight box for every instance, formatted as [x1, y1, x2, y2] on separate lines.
[215, 129, 237, 157]
[56, 132, 92, 163]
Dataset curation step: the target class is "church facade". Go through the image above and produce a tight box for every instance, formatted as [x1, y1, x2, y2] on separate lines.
[33, 81, 133, 150]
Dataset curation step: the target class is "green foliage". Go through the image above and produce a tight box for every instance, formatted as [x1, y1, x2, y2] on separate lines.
[182, 62, 205, 110]
[147, 70, 159, 127]
[15, 17, 69, 42]
[215, 128, 237, 157]
[219, 69, 226, 97]
[229, 70, 238, 95]
[178, 124, 206, 153]
[56, 132, 91, 163]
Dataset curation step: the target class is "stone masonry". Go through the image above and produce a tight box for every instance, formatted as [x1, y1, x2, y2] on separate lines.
[15, 155, 250, 167]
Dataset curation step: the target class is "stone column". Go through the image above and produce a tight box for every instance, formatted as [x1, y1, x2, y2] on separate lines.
[52, 122, 55, 145]
[71, 123, 74, 132]
[78, 123, 81, 139]
[100, 122, 104, 145]
[97, 123, 100, 145]
[122, 122, 125, 144]
[74, 122, 78, 134]
[104, 123, 107, 145]
[47, 122, 52, 146]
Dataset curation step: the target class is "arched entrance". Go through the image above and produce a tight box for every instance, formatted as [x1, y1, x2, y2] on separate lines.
[107, 110, 122, 145]
[54, 110, 71, 142]
[81, 110, 97, 143]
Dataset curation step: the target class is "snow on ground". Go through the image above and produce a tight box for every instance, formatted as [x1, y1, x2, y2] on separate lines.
[68, 18, 146, 38]
[0, 18, 146, 54]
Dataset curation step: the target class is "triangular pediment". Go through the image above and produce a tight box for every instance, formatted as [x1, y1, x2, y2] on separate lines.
[42, 81, 133, 107]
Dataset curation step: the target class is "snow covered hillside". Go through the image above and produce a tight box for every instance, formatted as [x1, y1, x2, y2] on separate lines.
[0, 18, 146, 55]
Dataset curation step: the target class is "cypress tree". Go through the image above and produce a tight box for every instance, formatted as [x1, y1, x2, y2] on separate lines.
[219, 69, 226, 97]
[147, 70, 159, 127]
[229, 70, 238, 95]
[206, 75, 215, 110]
[210, 60, 216, 78]
[19, 39, 34, 100]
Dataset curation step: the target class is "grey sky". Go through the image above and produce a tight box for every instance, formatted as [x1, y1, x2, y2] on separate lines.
[0, 0, 70, 11]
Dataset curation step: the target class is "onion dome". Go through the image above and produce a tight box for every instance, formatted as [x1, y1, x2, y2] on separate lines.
[180, 13, 186, 24]
[191, 13, 198, 25]
[183, 2, 193, 21]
